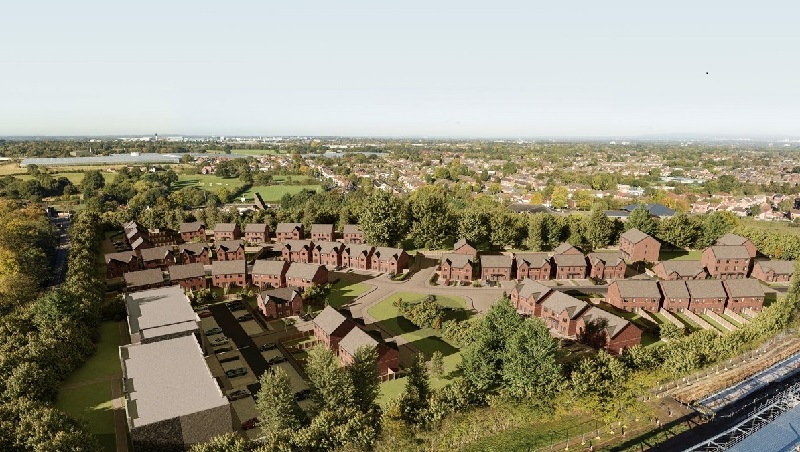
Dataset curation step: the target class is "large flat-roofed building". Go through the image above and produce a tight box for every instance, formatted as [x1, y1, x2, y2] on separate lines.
[120, 335, 233, 451]
[125, 286, 200, 344]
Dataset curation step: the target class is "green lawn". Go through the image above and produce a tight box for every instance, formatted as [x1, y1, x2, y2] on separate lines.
[464, 414, 588, 452]
[658, 249, 703, 261]
[698, 313, 728, 333]
[719, 312, 743, 328]
[327, 280, 371, 308]
[243, 184, 321, 202]
[174, 174, 321, 202]
[62, 322, 122, 386]
[17, 171, 115, 185]
[56, 381, 118, 452]
[672, 312, 701, 332]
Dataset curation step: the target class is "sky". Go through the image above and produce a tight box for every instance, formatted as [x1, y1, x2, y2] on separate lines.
[1, 1, 798, 138]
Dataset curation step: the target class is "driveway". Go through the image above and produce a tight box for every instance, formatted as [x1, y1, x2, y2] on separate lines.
[209, 304, 269, 395]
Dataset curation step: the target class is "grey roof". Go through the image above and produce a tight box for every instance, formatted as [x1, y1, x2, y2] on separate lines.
[124, 269, 165, 288]
[179, 242, 209, 255]
[252, 259, 288, 276]
[216, 240, 244, 253]
[345, 244, 375, 256]
[276, 222, 303, 233]
[125, 286, 198, 340]
[541, 292, 588, 319]
[605, 210, 630, 218]
[514, 279, 551, 301]
[311, 224, 335, 234]
[613, 280, 661, 299]
[552, 253, 588, 267]
[139, 245, 174, 262]
[709, 245, 751, 260]
[244, 223, 269, 233]
[658, 280, 690, 299]
[211, 260, 247, 276]
[213, 223, 238, 233]
[480, 254, 514, 268]
[121, 335, 228, 428]
[587, 252, 624, 267]
[168, 263, 205, 281]
[755, 259, 795, 275]
[580, 307, 632, 339]
[623, 203, 675, 217]
[686, 279, 727, 299]
[454, 238, 473, 250]
[286, 262, 325, 280]
[21, 153, 181, 167]
[656, 260, 705, 278]
[342, 224, 362, 234]
[130, 237, 150, 250]
[313, 306, 348, 335]
[339, 327, 378, 356]
[314, 241, 344, 254]
[260, 288, 300, 304]
[716, 233, 750, 246]
[373, 247, 405, 261]
[515, 253, 550, 268]
[283, 239, 313, 251]
[553, 242, 580, 255]
[106, 250, 138, 264]
[179, 221, 205, 233]
[724, 279, 766, 298]
[620, 228, 651, 244]
[441, 253, 474, 268]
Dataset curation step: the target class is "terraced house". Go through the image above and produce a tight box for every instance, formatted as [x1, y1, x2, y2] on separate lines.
[282, 240, 315, 264]
[371, 247, 409, 274]
[658, 280, 691, 312]
[179, 221, 206, 242]
[168, 263, 208, 291]
[723, 279, 766, 314]
[587, 251, 626, 280]
[751, 259, 795, 283]
[105, 251, 140, 278]
[342, 244, 375, 270]
[310, 224, 335, 242]
[124, 268, 166, 292]
[540, 292, 589, 336]
[312, 241, 345, 267]
[140, 245, 177, 270]
[251, 259, 290, 289]
[701, 245, 751, 279]
[439, 253, 476, 283]
[285, 263, 328, 290]
[685, 279, 727, 313]
[211, 260, 247, 288]
[576, 307, 642, 355]
[515, 253, 552, 280]
[312, 306, 357, 352]
[653, 260, 708, 280]
[480, 254, 515, 281]
[606, 279, 661, 312]
[215, 240, 245, 261]
[179, 243, 211, 265]
[276, 222, 304, 242]
[213, 222, 241, 241]
[243, 223, 270, 245]
[510, 279, 551, 316]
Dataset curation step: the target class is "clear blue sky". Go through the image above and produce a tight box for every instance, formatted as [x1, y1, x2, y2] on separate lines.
[1, 1, 798, 137]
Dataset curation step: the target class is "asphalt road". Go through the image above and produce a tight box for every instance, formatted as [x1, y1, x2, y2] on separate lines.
[48, 218, 71, 286]
[209, 304, 269, 395]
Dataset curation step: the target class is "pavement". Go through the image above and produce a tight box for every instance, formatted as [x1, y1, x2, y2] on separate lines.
[209, 303, 270, 395]
[48, 218, 71, 286]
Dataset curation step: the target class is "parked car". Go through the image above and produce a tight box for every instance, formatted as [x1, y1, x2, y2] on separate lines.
[227, 389, 251, 401]
[225, 368, 248, 378]
[218, 354, 240, 364]
[293, 388, 312, 401]
[198, 311, 213, 318]
[237, 313, 253, 322]
[241, 417, 258, 430]
[214, 346, 233, 354]
[268, 355, 286, 365]
[258, 343, 277, 351]
[211, 337, 229, 346]
[205, 327, 223, 336]
[227, 301, 245, 311]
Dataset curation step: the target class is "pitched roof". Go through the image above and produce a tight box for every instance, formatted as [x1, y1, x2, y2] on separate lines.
[313, 306, 348, 336]
[612, 280, 661, 299]
[514, 279, 551, 301]
[441, 253, 473, 268]
[283, 240, 313, 251]
[686, 279, 727, 299]
[541, 292, 588, 319]
[105, 250, 138, 264]
[480, 254, 514, 268]
[314, 241, 345, 254]
[276, 222, 303, 233]
[342, 224, 362, 234]
[454, 238, 473, 250]
[259, 287, 300, 304]
[619, 228, 651, 244]
[622, 203, 675, 217]
[587, 252, 624, 267]
[708, 245, 751, 260]
[211, 260, 246, 276]
[168, 263, 205, 281]
[124, 269, 164, 288]
[339, 327, 378, 356]
[213, 223, 238, 232]
[286, 263, 325, 280]
[755, 259, 795, 275]
[139, 245, 174, 262]
[515, 253, 550, 268]
[553, 242, 580, 255]
[216, 240, 244, 253]
[656, 260, 705, 278]
[373, 247, 405, 261]
[125, 286, 198, 340]
[345, 244, 375, 256]
[724, 279, 766, 298]
[552, 253, 588, 267]
[179, 221, 205, 233]
[179, 242, 209, 255]
[580, 306, 633, 339]
[658, 280, 690, 298]
[311, 224, 335, 234]
[244, 223, 269, 233]
[716, 233, 750, 246]
[252, 259, 288, 275]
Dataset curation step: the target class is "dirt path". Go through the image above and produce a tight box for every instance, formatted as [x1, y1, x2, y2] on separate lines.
[110, 379, 129, 452]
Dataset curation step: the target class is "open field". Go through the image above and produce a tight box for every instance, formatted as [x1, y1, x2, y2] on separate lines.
[739, 218, 800, 237]
[659, 249, 703, 261]
[174, 174, 321, 202]
[204, 149, 283, 156]
[16, 171, 116, 185]
[242, 185, 321, 202]
[62, 322, 122, 385]
[327, 280, 371, 309]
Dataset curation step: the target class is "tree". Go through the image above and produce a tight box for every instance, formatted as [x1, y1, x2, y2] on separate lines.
[583, 209, 615, 250]
[348, 346, 380, 413]
[255, 367, 304, 441]
[550, 186, 568, 209]
[457, 207, 491, 249]
[659, 322, 683, 340]
[429, 351, 445, 378]
[626, 205, 657, 235]
[501, 319, 562, 399]
[80, 170, 105, 197]
[190, 433, 250, 452]
[305, 345, 354, 410]
[408, 186, 453, 249]
[658, 213, 702, 249]
[359, 190, 408, 246]
[461, 298, 523, 390]
[570, 351, 631, 421]
[399, 353, 430, 425]
[700, 211, 738, 248]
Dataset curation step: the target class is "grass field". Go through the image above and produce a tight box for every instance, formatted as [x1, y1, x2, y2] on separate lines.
[464, 413, 588, 452]
[659, 249, 703, 261]
[205, 149, 283, 156]
[174, 174, 321, 202]
[16, 171, 116, 185]
[672, 312, 701, 332]
[62, 322, 123, 385]
[327, 280, 371, 308]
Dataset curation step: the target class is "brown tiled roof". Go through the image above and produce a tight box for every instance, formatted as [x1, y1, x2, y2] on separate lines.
[580, 306, 633, 339]
[441, 253, 473, 268]
[454, 238, 473, 250]
[656, 260, 705, 278]
[168, 263, 205, 281]
[553, 242, 580, 255]
[514, 279, 551, 300]
[179, 243, 209, 255]
[313, 306, 348, 336]
[552, 253, 587, 267]
[709, 245, 750, 260]
[724, 279, 766, 298]
[139, 246, 174, 262]
[716, 233, 749, 246]
[211, 260, 246, 276]
[620, 228, 651, 244]
[658, 280, 689, 299]
[179, 222, 205, 233]
[259, 288, 300, 305]
[587, 252, 624, 266]
[283, 240, 313, 251]
[276, 223, 303, 233]
[339, 327, 378, 356]
[755, 259, 795, 275]
[252, 259, 288, 276]
[311, 224, 335, 234]
[541, 292, 588, 319]
[124, 269, 165, 288]
[314, 241, 345, 254]
[516, 253, 550, 268]
[244, 223, 269, 233]
[342, 224, 362, 234]
[213, 223, 238, 232]
[345, 244, 374, 256]
[216, 240, 244, 253]
[373, 247, 405, 261]
[686, 279, 727, 299]
[480, 254, 514, 268]
[105, 251, 138, 264]
[286, 263, 325, 280]
[613, 280, 661, 299]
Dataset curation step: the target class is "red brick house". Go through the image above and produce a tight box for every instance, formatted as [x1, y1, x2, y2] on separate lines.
[213, 223, 241, 241]
[179, 243, 211, 265]
[312, 241, 345, 267]
[723, 279, 766, 314]
[256, 288, 303, 319]
[716, 233, 757, 258]
[285, 263, 328, 290]
[751, 259, 794, 283]
[310, 224, 335, 242]
[244, 223, 270, 245]
[129, 235, 154, 252]
[275, 223, 304, 242]
[281, 240, 314, 264]
[371, 247, 409, 275]
[168, 263, 208, 291]
[539, 292, 589, 336]
[105, 251, 140, 278]
[653, 260, 707, 280]
[139, 246, 177, 271]
[124, 268, 165, 292]
[125, 222, 151, 249]
[553, 242, 582, 256]
[453, 238, 477, 257]
[515, 253, 552, 280]
[619, 228, 660, 263]
[658, 280, 691, 312]
[510, 279, 552, 316]
[342, 224, 364, 244]
[215, 240, 245, 261]
[587, 252, 626, 280]
[685, 279, 727, 313]
[338, 327, 399, 378]
[251, 260, 289, 289]
[313, 306, 357, 351]
[480, 254, 515, 281]
[211, 260, 247, 288]
[440, 253, 475, 283]
[575, 307, 642, 354]
[552, 253, 587, 279]
[343, 244, 375, 270]
[179, 222, 206, 242]
[606, 280, 662, 312]
[701, 245, 751, 279]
